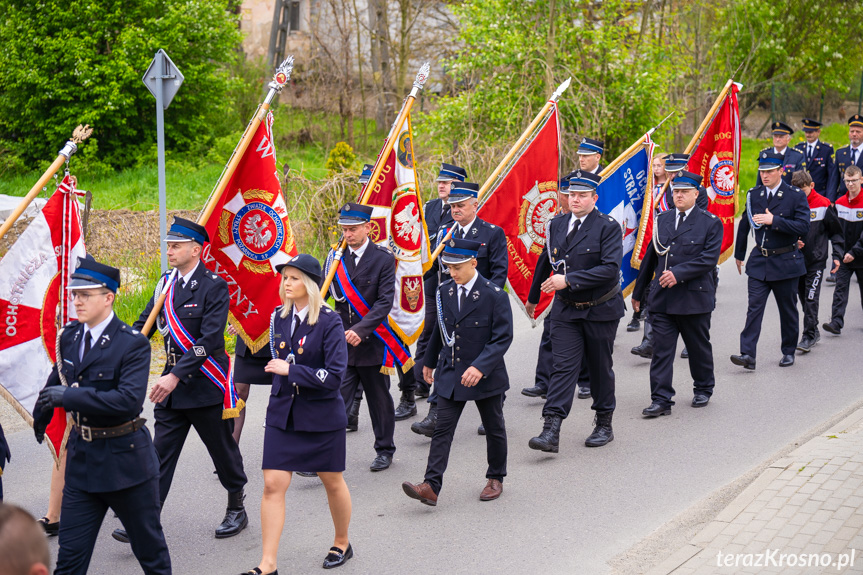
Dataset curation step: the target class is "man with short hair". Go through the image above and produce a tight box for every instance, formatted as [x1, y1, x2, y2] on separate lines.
[827, 115, 863, 202]
[577, 137, 605, 174]
[402, 238, 513, 506]
[331, 202, 398, 471]
[632, 172, 723, 416]
[413, 181, 508, 438]
[732, 152, 810, 369]
[756, 121, 807, 186]
[822, 165, 863, 336]
[0, 503, 51, 575]
[795, 119, 834, 197]
[32, 256, 171, 574]
[113, 217, 249, 544]
[529, 170, 625, 452]
[791, 170, 843, 352]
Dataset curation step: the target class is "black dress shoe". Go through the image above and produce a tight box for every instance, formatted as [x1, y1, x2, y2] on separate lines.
[630, 341, 653, 359]
[477, 424, 485, 435]
[626, 317, 641, 332]
[691, 394, 709, 408]
[730, 354, 756, 370]
[415, 387, 430, 399]
[38, 517, 59, 537]
[322, 544, 353, 569]
[577, 386, 591, 399]
[215, 490, 249, 538]
[240, 568, 278, 575]
[394, 399, 417, 421]
[370, 454, 391, 472]
[822, 321, 841, 335]
[585, 411, 614, 447]
[112, 528, 129, 543]
[779, 354, 794, 367]
[521, 386, 547, 398]
[410, 406, 437, 437]
[642, 402, 671, 418]
[797, 336, 815, 352]
[680, 347, 689, 359]
[296, 471, 318, 478]
[826, 273, 836, 284]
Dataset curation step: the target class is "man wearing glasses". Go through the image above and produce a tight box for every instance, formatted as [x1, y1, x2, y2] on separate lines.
[823, 165, 863, 336]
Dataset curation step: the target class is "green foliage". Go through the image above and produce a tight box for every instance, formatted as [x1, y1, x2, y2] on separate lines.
[325, 142, 358, 174]
[0, 0, 244, 170]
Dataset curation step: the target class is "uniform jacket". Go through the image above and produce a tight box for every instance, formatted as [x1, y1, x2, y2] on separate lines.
[529, 211, 569, 305]
[735, 181, 810, 281]
[794, 140, 834, 196]
[135, 263, 230, 409]
[833, 191, 863, 270]
[43, 315, 158, 493]
[756, 147, 806, 187]
[332, 241, 396, 367]
[266, 306, 348, 432]
[544, 208, 625, 322]
[828, 145, 863, 202]
[423, 275, 513, 401]
[632, 207, 722, 315]
[432, 217, 508, 289]
[801, 190, 843, 269]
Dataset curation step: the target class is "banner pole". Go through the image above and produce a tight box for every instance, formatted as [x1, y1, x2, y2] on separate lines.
[139, 57, 295, 337]
[0, 125, 92, 242]
[429, 77, 572, 262]
[320, 62, 431, 296]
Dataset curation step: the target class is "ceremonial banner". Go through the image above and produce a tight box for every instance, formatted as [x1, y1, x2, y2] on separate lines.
[0, 175, 85, 461]
[477, 105, 560, 321]
[201, 111, 298, 352]
[596, 137, 654, 297]
[360, 114, 431, 346]
[687, 83, 741, 263]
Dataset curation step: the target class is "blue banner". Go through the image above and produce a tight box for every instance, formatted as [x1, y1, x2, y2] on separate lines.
[595, 144, 652, 297]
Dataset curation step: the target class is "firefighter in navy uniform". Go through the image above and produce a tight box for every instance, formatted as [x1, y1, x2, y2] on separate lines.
[32, 256, 171, 574]
[113, 217, 249, 544]
[791, 170, 843, 352]
[827, 115, 863, 203]
[795, 119, 834, 197]
[756, 121, 806, 187]
[412, 181, 508, 438]
[528, 170, 625, 452]
[732, 152, 810, 369]
[631, 173, 723, 417]
[402, 238, 513, 506]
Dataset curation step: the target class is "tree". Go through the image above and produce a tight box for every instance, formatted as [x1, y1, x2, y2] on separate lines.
[0, 0, 243, 169]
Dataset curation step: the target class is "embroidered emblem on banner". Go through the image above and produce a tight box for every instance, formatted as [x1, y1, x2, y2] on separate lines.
[518, 180, 558, 254]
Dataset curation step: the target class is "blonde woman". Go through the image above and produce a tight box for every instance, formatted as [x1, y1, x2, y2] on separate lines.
[242, 254, 353, 575]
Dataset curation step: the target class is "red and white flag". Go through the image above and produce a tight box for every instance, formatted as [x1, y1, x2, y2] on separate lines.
[201, 111, 298, 352]
[0, 175, 85, 462]
[478, 104, 560, 322]
[361, 114, 432, 345]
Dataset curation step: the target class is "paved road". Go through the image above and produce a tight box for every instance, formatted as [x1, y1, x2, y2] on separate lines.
[3, 248, 863, 574]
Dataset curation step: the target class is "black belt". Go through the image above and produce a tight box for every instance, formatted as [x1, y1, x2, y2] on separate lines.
[556, 285, 621, 311]
[74, 418, 146, 442]
[759, 244, 797, 257]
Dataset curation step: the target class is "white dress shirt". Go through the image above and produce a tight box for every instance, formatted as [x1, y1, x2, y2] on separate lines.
[81, 312, 115, 360]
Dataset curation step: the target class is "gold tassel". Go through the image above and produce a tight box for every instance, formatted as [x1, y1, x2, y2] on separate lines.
[379, 366, 397, 376]
[222, 399, 247, 420]
[401, 358, 415, 373]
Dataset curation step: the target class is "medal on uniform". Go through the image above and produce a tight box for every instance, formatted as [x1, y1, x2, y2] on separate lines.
[297, 336, 306, 354]
[279, 341, 286, 349]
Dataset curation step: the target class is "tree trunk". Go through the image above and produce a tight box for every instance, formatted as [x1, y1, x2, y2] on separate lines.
[368, 0, 394, 131]
[544, 0, 557, 96]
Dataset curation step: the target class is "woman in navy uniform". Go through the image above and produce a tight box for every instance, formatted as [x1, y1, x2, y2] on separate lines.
[402, 238, 513, 505]
[243, 254, 353, 575]
[32, 256, 171, 574]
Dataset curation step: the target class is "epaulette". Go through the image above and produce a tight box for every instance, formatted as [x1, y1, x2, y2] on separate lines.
[375, 243, 393, 254]
[439, 277, 454, 287]
[64, 319, 80, 329]
[118, 323, 143, 337]
[607, 215, 616, 223]
[322, 306, 332, 313]
[708, 211, 717, 219]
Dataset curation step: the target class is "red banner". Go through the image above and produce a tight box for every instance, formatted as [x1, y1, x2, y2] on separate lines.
[477, 106, 560, 320]
[201, 112, 298, 352]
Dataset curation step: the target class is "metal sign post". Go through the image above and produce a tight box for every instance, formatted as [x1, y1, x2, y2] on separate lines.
[143, 49, 184, 272]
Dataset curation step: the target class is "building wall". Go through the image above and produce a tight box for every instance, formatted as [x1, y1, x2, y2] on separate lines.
[239, 0, 312, 60]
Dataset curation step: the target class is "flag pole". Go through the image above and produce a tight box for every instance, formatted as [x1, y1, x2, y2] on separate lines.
[0, 125, 92, 242]
[599, 112, 674, 178]
[429, 77, 572, 262]
[320, 62, 431, 296]
[654, 79, 734, 199]
[140, 57, 295, 337]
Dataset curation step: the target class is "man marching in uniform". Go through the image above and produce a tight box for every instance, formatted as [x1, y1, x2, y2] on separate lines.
[402, 238, 513, 505]
[827, 115, 863, 202]
[529, 170, 625, 452]
[791, 170, 843, 352]
[330, 202, 398, 472]
[631, 172, 723, 416]
[756, 121, 806, 187]
[113, 217, 249, 543]
[412, 181, 508, 438]
[732, 152, 810, 369]
[32, 256, 171, 574]
[795, 119, 834, 198]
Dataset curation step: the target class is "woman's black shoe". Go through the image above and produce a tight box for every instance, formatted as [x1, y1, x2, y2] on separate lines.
[240, 568, 278, 575]
[38, 517, 59, 537]
[322, 544, 353, 569]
